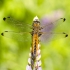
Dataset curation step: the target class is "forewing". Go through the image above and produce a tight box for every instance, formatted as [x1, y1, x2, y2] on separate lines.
[3, 17, 31, 32]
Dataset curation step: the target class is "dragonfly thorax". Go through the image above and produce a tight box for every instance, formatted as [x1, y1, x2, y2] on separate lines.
[31, 22, 42, 36]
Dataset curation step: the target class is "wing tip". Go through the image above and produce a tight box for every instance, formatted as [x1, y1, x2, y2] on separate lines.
[1, 33, 4, 36]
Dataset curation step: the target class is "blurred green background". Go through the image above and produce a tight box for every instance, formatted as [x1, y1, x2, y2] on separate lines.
[0, 0, 70, 70]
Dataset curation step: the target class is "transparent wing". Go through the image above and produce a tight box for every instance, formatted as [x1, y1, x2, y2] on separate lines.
[40, 10, 67, 42]
[3, 16, 32, 32]
[2, 10, 68, 43]
[2, 16, 32, 42]
[1, 30, 31, 42]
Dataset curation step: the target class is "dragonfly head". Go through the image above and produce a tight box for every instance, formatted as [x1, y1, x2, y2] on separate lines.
[33, 16, 40, 27]
[33, 16, 39, 22]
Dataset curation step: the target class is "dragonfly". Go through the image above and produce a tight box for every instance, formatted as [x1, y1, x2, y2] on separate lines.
[1, 15, 68, 70]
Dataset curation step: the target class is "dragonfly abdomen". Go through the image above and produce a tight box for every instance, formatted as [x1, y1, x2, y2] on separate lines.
[26, 43, 42, 70]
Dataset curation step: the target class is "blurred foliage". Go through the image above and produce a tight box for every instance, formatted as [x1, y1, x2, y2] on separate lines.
[0, 0, 70, 70]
